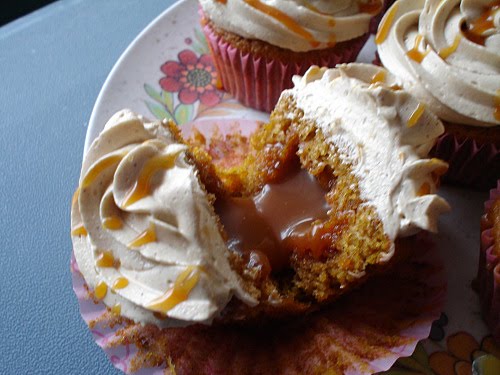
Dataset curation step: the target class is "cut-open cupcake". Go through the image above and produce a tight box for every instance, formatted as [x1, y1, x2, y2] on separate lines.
[71, 63, 450, 328]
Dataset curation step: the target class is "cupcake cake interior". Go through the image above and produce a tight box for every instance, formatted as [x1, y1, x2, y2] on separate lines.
[186, 63, 451, 319]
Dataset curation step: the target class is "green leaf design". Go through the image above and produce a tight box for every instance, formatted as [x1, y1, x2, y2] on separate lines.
[145, 101, 174, 122]
[194, 27, 209, 54]
[174, 103, 194, 125]
[144, 84, 163, 104]
[192, 44, 206, 56]
[161, 90, 175, 113]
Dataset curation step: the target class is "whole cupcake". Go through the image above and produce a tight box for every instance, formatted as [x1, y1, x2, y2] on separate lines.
[376, 0, 500, 189]
[199, 0, 384, 113]
[478, 180, 500, 342]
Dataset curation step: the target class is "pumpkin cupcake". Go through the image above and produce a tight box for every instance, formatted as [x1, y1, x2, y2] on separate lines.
[376, 0, 500, 189]
[71, 64, 450, 372]
[199, 0, 385, 112]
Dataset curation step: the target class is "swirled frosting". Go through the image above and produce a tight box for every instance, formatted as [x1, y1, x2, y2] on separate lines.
[286, 63, 450, 258]
[199, 0, 383, 52]
[71, 110, 255, 327]
[376, 0, 500, 127]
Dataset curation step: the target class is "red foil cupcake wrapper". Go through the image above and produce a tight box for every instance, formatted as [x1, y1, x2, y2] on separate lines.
[430, 131, 500, 191]
[202, 22, 369, 113]
[72, 234, 446, 374]
[478, 181, 500, 342]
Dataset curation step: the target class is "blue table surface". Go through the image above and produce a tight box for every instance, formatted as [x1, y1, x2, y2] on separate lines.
[0, 1, 175, 373]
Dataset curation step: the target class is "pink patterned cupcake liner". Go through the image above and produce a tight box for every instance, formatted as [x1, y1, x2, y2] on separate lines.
[72, 233, 446, 374]
[477, 180, 500, 342]
[430, 130, 500, 190]
[201, 21, 369, 113]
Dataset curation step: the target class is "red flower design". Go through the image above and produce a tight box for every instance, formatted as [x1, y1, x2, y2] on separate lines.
[160, 50, 220, 106]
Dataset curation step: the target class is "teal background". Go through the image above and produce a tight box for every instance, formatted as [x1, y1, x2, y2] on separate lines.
[0, 1, 173, 373]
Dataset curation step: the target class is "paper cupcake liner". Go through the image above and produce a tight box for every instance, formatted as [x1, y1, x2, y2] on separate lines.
[201, 21, 369, 113]
[477, 180, 500, 342]
[430, 130, 500, 190]
[72, 233, 445, 375]
[372, 51, 382, 66]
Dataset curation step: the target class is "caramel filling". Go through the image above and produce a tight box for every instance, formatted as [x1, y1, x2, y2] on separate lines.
[216, 167, 330, 272]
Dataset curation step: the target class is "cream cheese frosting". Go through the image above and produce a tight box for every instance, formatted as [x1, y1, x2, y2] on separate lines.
[376, 0, 500, 127]
[199, 0, 383, 52]
[71, 110, 255, 327]
[285, 63, 450, 259]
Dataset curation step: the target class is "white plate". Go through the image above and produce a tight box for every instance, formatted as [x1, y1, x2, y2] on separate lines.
[84, 0, 494, 372]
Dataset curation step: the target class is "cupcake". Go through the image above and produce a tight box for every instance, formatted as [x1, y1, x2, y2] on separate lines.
[477, 180, 500, 342]
[376, 0, 500, 190]
[72, 64, 450, 372]
[71, 64, 449, 328]
[199, 0, 384, 113]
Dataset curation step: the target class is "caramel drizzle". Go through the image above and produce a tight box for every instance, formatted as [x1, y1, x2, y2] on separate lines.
[327, 35, 337, 48]
[71, 225, 88, 237]
[96, 251, 115, 268]
[102, 216, 123, 230]
[438, 34, 462, 60]
[128, 222, 157, 249]
[122, 153, 179, 208]
[406, 34, 429, 63]
[407, 103, 426, 127]
[146, 266, 201, 314]
[375, 2, 399, 44]
[417, 182, 431, 196]
[370, 70, 386, 85]
[81, 154, 125, 188]
[244, 0, 321, 48]
[494, 89, 500, 121]
[112, 277, 129, 290]
[462, 0, 500, 46]
[94, 281, 107, 300]
[430, 158, 449, 184]
[302, 0, 336, 27]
